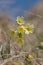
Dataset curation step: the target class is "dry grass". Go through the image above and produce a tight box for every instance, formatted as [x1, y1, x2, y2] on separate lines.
[0, 2, 43, 65]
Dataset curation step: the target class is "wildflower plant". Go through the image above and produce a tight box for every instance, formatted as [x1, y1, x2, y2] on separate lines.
[7, 16, 34, 51]
[1, 16, 34, 65]
[18, 16, 34, 44]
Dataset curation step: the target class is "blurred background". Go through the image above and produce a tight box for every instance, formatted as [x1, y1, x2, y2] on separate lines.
[0, 0, 42, 21]
[0, 0, 43, 65]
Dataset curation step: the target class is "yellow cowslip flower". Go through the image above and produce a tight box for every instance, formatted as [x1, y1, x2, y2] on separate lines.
[25, 24, 34, 34]
[16, 16, 24, 25]
[28, 54, 33, 61]
[18, 26, 25, 33]
[8, 30, 16, 38]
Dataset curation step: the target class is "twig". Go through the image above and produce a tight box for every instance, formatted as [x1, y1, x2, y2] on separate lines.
[0, 51, 43, 65]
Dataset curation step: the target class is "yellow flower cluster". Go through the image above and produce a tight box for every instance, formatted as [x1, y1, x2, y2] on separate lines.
[8, 16, 34, 44]
[16, 16, 34, 34]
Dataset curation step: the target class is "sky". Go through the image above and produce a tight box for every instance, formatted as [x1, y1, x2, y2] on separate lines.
[0, 0, 41, 20]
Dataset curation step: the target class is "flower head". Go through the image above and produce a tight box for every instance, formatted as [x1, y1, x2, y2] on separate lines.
[25, 24, 34, 34]
[18, 26, 25, 33]
[16, 16, 24, 25]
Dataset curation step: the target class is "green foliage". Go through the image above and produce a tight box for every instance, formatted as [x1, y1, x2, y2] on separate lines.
[17, 33, 23, 38]
[37, 45, 43, 50]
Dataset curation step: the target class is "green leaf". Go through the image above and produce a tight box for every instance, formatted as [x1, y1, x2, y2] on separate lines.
[37, 46, 43, 50]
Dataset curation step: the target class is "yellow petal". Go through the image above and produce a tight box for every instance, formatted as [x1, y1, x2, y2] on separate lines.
[18, 26, 25, 33]
[16, 16, 24, 25]
[25, 24, 34, 34]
